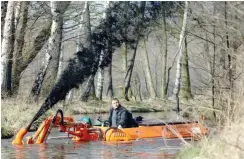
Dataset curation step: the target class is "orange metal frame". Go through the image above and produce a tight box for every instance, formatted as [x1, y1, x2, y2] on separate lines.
[12, 114, 209, 145]
[13, 115, 103, 145]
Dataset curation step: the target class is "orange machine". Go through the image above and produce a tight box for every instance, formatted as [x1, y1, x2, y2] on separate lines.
[12, 110, 209, 145]
[98, 121, 209, 141]
[12, 110, 103, 145]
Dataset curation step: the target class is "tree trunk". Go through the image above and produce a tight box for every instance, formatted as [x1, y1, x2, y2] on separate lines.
[12, 1, 29, 95]
[143, 38, 156, 99]
[15, 21, 52, 97]
[180, 36, 193, 100]
[161, 3, 168, 99]
[29, 56, 51, 102]
[80, 2, 96, 101]
[30, 2, 70, 100]
[40, 2, 70, 96]
[211, 4, 217, 121]
[14, 2, 21, 29]
[124, 2, 145, 101]
[224, 2, 235, 119]
[1, 1, 8, 41]
[80, 74, 95, 102]
[105, 2, 114, 100]
[1, 1, 15, 96]
[124, 42, 138, 101]
[122, 42, 128, 97]
[96, 50, 105, 100]
[56, 41, 64, 83]
[107, 52, 114, 99]
[173, 1, 188, 114]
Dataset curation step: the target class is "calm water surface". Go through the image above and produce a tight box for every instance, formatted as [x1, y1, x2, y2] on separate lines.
[1, 112, 191, 159]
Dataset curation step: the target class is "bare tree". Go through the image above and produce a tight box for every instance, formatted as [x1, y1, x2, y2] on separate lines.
[96, 50, 105, 100]
[143, 38, 156, 99]
[161, 2, 168, 99]
[173, 1, 188, 114]
[180, 36, 193, 100]
[30, 1, 70, 101]
[124, 42, 138, 101]
[96, 2, 110, 100]
[12, 2, 30, 94]
[1, 1, 15, 96]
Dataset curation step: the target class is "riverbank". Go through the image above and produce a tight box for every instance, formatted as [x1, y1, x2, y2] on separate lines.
[176, 96, 244, 159]
[1, 97, 214, 138]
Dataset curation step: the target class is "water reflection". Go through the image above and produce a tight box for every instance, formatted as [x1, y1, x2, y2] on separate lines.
[3, 137, 185, 159]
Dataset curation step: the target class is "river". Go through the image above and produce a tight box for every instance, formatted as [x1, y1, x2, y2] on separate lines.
[1, 112, 195, 159]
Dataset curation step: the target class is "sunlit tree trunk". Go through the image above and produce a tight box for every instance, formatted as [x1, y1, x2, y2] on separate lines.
[173, 1, 188, 114]
[1, 1, 15, 96]
[96, 50, 105, 100]
[30, 2, 70, 101]
[56, 40, 64, 82]
[143, 38, 156, 99]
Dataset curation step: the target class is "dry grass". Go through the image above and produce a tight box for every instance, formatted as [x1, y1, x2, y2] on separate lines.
[1, 98, 56, 138]
[176, 88, 244, 159]
[1, 97, 171, 138]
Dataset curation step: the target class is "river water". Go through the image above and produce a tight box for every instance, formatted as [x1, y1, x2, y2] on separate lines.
[1, 112, 193, 159]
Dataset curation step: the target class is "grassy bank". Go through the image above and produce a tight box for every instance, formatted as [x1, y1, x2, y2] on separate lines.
[1, 98, 171, 138]
[1, 97, 215, 139]
[176, 95, 244, 159]
[177, 120, 244, 159]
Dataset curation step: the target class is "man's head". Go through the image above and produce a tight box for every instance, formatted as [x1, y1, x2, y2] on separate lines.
[112, 98, 120, 109]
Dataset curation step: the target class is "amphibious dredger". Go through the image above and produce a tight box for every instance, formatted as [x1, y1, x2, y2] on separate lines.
[12, 110, 209, 144]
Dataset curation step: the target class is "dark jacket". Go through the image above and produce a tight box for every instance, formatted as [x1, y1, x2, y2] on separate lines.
[108, 105, 133, 128]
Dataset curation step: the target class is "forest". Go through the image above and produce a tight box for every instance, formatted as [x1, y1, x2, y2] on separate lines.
[1, 1, 244, 158]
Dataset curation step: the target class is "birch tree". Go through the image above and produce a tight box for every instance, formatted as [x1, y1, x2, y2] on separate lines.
[1, 1, 15, 96]
[173, 1, 188, 114]
[96, 50, 105, 100]
[30, 1, 70, 100]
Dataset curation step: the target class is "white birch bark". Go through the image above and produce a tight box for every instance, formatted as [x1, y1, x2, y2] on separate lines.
[1, 1, 14, 87]
[56, 44, 64, 82]
[14, 2, 21, 29]
[173, 1, 188, 113]
[96, 50, 105, 100]
[95, 2, 110, 100]
[43, 1, 70, 85]
[30, 2, 70, 98]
